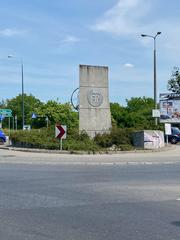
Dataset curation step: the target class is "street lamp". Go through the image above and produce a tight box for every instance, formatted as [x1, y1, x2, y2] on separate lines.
[8, 55, 25, 129]
[141, 32, 161, 125]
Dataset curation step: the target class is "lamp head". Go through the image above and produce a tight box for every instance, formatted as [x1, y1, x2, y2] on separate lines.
[8, 55, 14, 58]
[157, 32, 161, 35]
[141, 34, 146, 37]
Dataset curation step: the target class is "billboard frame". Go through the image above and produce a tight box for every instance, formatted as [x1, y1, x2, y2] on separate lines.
[159, 93, 180, 123]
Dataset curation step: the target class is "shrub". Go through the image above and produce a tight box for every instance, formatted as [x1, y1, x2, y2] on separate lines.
[63, 139, 99, 151]
[9, 128, 101, 151]
[94, 128, 134, 148]
[118, 144, 134, 151]
[9, 127, 135, 151]
[10, 128, 59, 149]
[94, 133, 113, 148]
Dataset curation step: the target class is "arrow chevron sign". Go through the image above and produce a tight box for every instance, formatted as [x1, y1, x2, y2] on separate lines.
[55, 125, 67, 139]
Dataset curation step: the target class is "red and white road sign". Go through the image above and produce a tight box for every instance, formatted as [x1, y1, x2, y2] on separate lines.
[55, 125, 67, 139]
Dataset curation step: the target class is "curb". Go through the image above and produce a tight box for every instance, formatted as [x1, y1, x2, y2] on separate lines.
[0, 144, 176, 155]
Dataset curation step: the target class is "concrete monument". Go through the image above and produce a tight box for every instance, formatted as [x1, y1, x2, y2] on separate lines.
[79, 65, 111, 138]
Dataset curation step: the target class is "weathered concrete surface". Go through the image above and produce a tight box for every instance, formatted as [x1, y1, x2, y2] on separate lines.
[79, 65, 111, 138]
[133, 130, 165, 149]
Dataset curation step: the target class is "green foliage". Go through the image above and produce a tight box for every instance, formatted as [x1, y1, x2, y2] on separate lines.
[0, 99, 7, 109]
[110, 103, 126, 127]
[5, 94, 43, 129]
[110, 97, 155, 129]
[10, 127, 135, 152]
[10, 128, 99, 151]
[35, 100, 78, 129]
[63, 129, 99, 151]
[94, 133, 112, 148]
[67, 129, 90, 141]
[2, 94, 164, 151]
[63, 139, 99, 152]
[1, 95, 78, 130]
[167, 67, 180, 93]
[126, 97, 154, 112]
[118, 144, 134, 151]
[10, 128, 58, 149]
[94, 128, 134, 148]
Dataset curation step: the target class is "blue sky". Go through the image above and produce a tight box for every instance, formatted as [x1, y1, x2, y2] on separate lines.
[0, 0, 179, 105]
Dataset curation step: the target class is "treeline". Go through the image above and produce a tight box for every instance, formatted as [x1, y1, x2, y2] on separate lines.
[0, 94, 159, 130]
[0, 94, 163, 151]
[110, 97, 158, 130]
[0, 94, 78, 129]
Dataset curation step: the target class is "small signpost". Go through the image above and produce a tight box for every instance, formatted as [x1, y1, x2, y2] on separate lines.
[0, 109, 12, 132]
[0, 115, 5, 121]
[55, 124, 67, 150]
[0, 109, 12, 117]
[152, 109, 160, 118]
[31, 113, 49, 128]
[31, 113, 37, 119]
[165, 123, 171, 144]
[15, 115, 17, 130]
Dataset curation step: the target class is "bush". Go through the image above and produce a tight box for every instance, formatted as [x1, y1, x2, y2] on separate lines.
[10, 128, 59, 149]
[9, 127, 135, 151]
[9, 128, 101, 151]
[63, 139, 99, 151]
[118, 144, 134, 151]
[94, 128, 134, 148]
[94, 133, 113, 148]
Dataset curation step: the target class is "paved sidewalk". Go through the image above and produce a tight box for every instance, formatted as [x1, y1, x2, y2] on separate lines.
[0, 144, 179, 166]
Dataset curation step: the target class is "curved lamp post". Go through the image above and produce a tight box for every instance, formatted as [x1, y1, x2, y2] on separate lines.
[8, 55, 24, 129]
[141, 32, 161, 125]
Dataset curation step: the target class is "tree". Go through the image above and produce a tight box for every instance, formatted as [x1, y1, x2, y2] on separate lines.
[167, 67, 180, 93]
[0, 99, 7, 109]
[36, 100, 78, 129]
[1, 94, 78, 129]
[6, 94, 43, 129]
[110, 97, 155, 129]
[126, 97, 154, 112]
[110, 103, 126, 128]
[126, 97, 155, 128]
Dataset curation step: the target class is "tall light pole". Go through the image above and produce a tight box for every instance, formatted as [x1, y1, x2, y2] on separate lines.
[141, 32, 161, 125]
[8, 55, 25, 129]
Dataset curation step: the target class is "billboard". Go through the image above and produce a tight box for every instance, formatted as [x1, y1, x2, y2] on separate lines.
[159, 93, 180, 123]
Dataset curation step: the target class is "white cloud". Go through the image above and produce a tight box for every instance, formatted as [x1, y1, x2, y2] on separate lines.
[62, 35, 80, 44]
[123, 63, 134, 68]
[90, 0, 180, 60]
[91, 0, 150, 36]
[56, 35, 81, 54]
[0, 28, 25, 37]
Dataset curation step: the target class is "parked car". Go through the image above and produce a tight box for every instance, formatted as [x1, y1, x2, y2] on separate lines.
[168, 127, 180, 144]
[0, 130, 6, 144]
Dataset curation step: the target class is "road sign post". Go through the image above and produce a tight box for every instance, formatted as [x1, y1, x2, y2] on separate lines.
[45, 117, 49, 128]
[55, 125, 67, 150]
[0, 110, 12, 136]
[60, 138, 62, 151]
[15, 115, 17, 130]
[0, 109, 12, 117]
[165, 123, 171, 145]
[0, 115, 5, 129]
[8, 117, 11, 140]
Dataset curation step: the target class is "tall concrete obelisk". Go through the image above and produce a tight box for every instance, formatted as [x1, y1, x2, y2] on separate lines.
[79, 65, 111, 138]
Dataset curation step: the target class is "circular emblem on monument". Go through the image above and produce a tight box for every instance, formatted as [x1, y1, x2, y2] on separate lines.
[87, 89, 103, 107]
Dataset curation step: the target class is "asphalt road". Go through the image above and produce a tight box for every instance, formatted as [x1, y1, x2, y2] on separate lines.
[0, 147, 180, 239]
